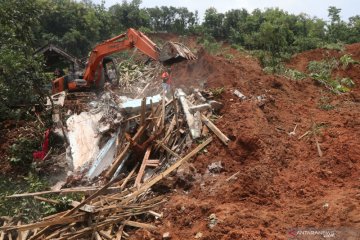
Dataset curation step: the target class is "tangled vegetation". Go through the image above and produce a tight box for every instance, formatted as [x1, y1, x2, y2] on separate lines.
[307, 59, 355, 93]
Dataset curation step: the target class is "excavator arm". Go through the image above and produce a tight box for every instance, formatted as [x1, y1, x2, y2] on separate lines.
[83, 28, 160, 85]
[52, 28, 196, 94]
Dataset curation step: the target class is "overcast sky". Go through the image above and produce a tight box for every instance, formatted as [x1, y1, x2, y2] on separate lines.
[94, 0, 359, 21]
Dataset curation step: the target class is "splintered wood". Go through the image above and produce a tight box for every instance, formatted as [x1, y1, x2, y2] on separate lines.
[0, 87, 229, 239]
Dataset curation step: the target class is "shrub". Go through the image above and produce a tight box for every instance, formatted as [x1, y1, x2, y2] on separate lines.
[307, 59, 354, 94]
[9, 137, 42, 165]
[209, 87, 225, 97]
[339, 54, 359, 69]
[321, 42, 345, 51]
[202, 39, 222, 55]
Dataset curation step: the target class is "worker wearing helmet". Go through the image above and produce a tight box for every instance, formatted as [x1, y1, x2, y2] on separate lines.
[161, 66, 172, 94]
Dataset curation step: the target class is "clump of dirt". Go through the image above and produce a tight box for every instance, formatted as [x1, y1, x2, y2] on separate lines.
[143, 42, 360, 239]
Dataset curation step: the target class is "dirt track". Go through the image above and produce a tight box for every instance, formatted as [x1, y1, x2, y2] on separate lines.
[131, 42, 360, 239]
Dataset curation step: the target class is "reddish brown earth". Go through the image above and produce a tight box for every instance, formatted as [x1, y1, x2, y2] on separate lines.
[130, 42, 360, 239]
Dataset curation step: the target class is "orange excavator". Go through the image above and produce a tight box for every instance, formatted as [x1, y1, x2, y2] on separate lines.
[52, 28, 196, 94]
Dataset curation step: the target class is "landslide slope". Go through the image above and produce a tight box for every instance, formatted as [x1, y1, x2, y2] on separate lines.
[133, 41, 360, 240]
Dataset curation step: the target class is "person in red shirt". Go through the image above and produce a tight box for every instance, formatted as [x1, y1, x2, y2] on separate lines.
[161, 66, 172, 93]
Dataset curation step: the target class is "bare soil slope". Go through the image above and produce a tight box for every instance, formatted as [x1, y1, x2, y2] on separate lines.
[132, 42, 360, 239]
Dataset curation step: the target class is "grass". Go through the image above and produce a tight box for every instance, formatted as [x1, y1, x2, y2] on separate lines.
[318, 95, 335, 111]
[321, 42, 345, 51]
[209, 87, 225, 97]
[263, 63, 307, 81]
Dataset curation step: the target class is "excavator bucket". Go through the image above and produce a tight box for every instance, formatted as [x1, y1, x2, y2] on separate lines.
[159, 41, 197, 63]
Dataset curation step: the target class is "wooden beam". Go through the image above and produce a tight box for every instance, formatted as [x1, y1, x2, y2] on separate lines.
[121, 137, 212, 204]
[124, 221, 157, 230]
[134, 146, 152, 187]
[140, 97, 146, 126]
[201, 114, 230, 145]
[7, 186, 123, 198]
[29, 176, 123, 240]
[2, 214, 85, 231]
[176, 89, 201, 139]
[156, 140, 180, 159]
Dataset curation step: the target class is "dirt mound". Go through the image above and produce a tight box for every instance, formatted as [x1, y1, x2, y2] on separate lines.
[287, 43, 360, 72]
[140, 43, 360, 239]
[287, 42, 360, 99]
[172, 48, 265, 92]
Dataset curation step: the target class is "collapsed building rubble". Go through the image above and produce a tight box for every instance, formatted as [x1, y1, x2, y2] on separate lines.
[0, 58, 232, 239]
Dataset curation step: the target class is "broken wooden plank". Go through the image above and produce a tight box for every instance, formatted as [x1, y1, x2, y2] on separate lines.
[156, 140, 180, 159]
[94, 232, 102, 240]
[134, 146, 152, 187]
[124, 221, 157, 230]
[105, 108, 157, 180]
[121, 137, 213, 204]
[34, 196, 60, 205]
[140, 97, 146, 126]
[2, 213, 85, 231]
[7, 186, 123, 198]
[114, 224, 124, 240]
[201, 114, 230, 145]
[176, 88, 201, 139]
[99, 230, 112, 240]
[226, 171, 240, 182]
[148, 210, 163, 219]
[28, 176, 123, 240]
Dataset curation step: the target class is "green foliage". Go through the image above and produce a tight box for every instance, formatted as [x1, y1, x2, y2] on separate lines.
[9, 137, 42, 165]
[0, 172, 84, 222]
[224, 54, 234, 60]
[339, 54, 360, 69]
[340, 77, 355, 88]
[318, 95, 335, 111]
[284, 68, 307, 80]
[0, 0, 49, 121]
[209, 87, 225, 97]
[307, 59, 355, 93]
[321, 42, 345, 51]
[231, 44, 245, 52]
[263, 63, 307, 80]
[198, 36, 222, 55]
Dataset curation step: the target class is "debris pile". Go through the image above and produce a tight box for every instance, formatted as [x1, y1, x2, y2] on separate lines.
[0, 64, 233, 238]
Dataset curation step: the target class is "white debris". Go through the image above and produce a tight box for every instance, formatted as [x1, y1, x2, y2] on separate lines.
[233, 89, 246, 100]
[119, 94, 162, 113]
[66, 111, 103, 170]
[46, 91, 66, 109]
[207, 161, 223, 173]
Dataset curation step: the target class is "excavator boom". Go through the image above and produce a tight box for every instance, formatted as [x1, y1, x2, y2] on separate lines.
[83, 28, 160, 83]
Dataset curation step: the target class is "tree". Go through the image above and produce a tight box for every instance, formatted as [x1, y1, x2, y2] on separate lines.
[203, 7, 225, 38]
[0, 0, 47, 120]
[327, 6, 349, 42]
[109, 0, 150, 33]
